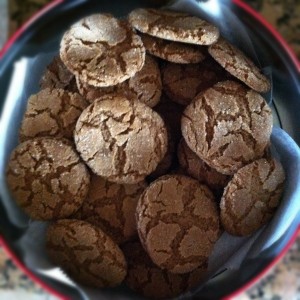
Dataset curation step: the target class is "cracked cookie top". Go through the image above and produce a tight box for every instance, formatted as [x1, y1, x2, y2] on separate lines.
[79, 175, 146, 244]
[19, 88, 88, 142]
[60, 14, 145, 87]
[74, 95, 168, 184]
[182, 81, 273, 175]
[129, 8, 219, 45]
[6, 138, 90, 220]
[46, 219, 127, 287]
[136, 175, 220, 274]
[208, 38, 271, 93]
[122, 241, 207, 299]
[40, 56, 78, 92]
[220, 158, 285, 236]
[76, 54, 162, 107]
[140, 33, 207, 64]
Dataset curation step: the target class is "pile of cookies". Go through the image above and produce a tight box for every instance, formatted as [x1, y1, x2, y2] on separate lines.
[6, 8, 286, 299]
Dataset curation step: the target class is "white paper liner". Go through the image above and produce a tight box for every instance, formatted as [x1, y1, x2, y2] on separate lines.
[0, 0, 299, 298]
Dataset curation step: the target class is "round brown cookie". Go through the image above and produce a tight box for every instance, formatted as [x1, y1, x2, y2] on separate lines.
[80, 175, 146, 244]
[220, 158, 285, 236]
[208, 38, 270, 93]
[46, 219, 127, 287]
[76, 55, 162, 107]
[122, 241, 207, 299]
[182, 81, 273, 175]
[40, 56, 78, 92]
[136, 175, 220, 274]
[161, 62, 224, 106]
[74, 95, 168, 184]
[60, 14, 145, 87]
[140, 33, 207, 64]
[128, 8, 219, 45]
[19, 88, 88, 142]
[177, 139, 230, 192]
[6, 138, 90, 220]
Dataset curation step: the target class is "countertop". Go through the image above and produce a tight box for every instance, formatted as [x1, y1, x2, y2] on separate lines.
[0, 0, 300, 299]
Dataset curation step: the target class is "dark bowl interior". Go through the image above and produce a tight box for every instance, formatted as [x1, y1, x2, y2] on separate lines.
[0, 0, 300, 299]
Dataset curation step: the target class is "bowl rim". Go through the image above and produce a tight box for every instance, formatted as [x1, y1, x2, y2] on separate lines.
[0, 1, 299, 299]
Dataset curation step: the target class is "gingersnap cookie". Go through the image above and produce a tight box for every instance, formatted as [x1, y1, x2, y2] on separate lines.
[40, 56, 78, 92]
[60, 14, 145, 87]
[19, 88, 88, 142]
[46, 219, 127, 287]
[136, 175, 220, 274]
[161, 62, 224, 106]
[129, 8, 219, 45]
[182, 81, 273, 175]
[6, 138, 90, 220]
[122, 241, 207, 299]
[74, 94, 168, 184]
[220, 158, 285, 236]
[208, 38, 270, 93]
[140, 33, 207, 64]
[80, 175, 146, 244]
[177, 139, 230, 192]
[76, 55, 162, 107]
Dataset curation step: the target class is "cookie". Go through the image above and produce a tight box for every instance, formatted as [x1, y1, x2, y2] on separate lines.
[6, 138, 90, 220]
[129, 8, 219, 45]
[46, 219, 127, 287]
[140, 33, 207, 64]
[80, 175, 146, 244]
[122, 241, 207, 299]
[19, 88, 88, 142]
[60, 14, 145, 87]
[74, 95, 168, 184]
[161, 62, 224, 106]
[40, 56, 78, 92]
[136, 175, 220, 274]
[182, 81, 273, 175]
[177, 139, 230, 192]
[220, 158, 285, 236]
[208, 38, 271, 93]
[76, 55, 162, 107]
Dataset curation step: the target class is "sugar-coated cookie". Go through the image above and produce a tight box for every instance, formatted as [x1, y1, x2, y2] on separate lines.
[60, 14, 145, 87]
[46, 219, 127, 287]
[182, 81, 273, 175]
[220, 158, 285, 236]
[129, 8, 219, 45]
[6, 138, 90, 220]
[136, 175, 220, 274]
[74, 95, 168, 184]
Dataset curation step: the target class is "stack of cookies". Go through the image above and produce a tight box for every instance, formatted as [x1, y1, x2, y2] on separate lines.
[6, 8, 286, 299]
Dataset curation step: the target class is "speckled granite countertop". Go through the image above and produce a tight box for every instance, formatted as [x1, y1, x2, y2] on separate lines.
[0, 1, 300, 299]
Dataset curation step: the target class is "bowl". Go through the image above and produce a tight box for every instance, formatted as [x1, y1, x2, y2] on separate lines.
[0, 0, 300, 299]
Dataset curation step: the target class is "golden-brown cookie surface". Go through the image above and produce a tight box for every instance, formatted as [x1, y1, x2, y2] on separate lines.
[60, 14, 145, 87]
[208, 38, 270, 93]
[6, 138, 90, 220]
[74, 95, 168, 184]
[46, 219, 127, 287]
[220, 158, 285, 236]
[19, 88, 88, 142]
[182, 81, 273, 175]
[136, 175, 220, 274]
[129, 8, 219, 45]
